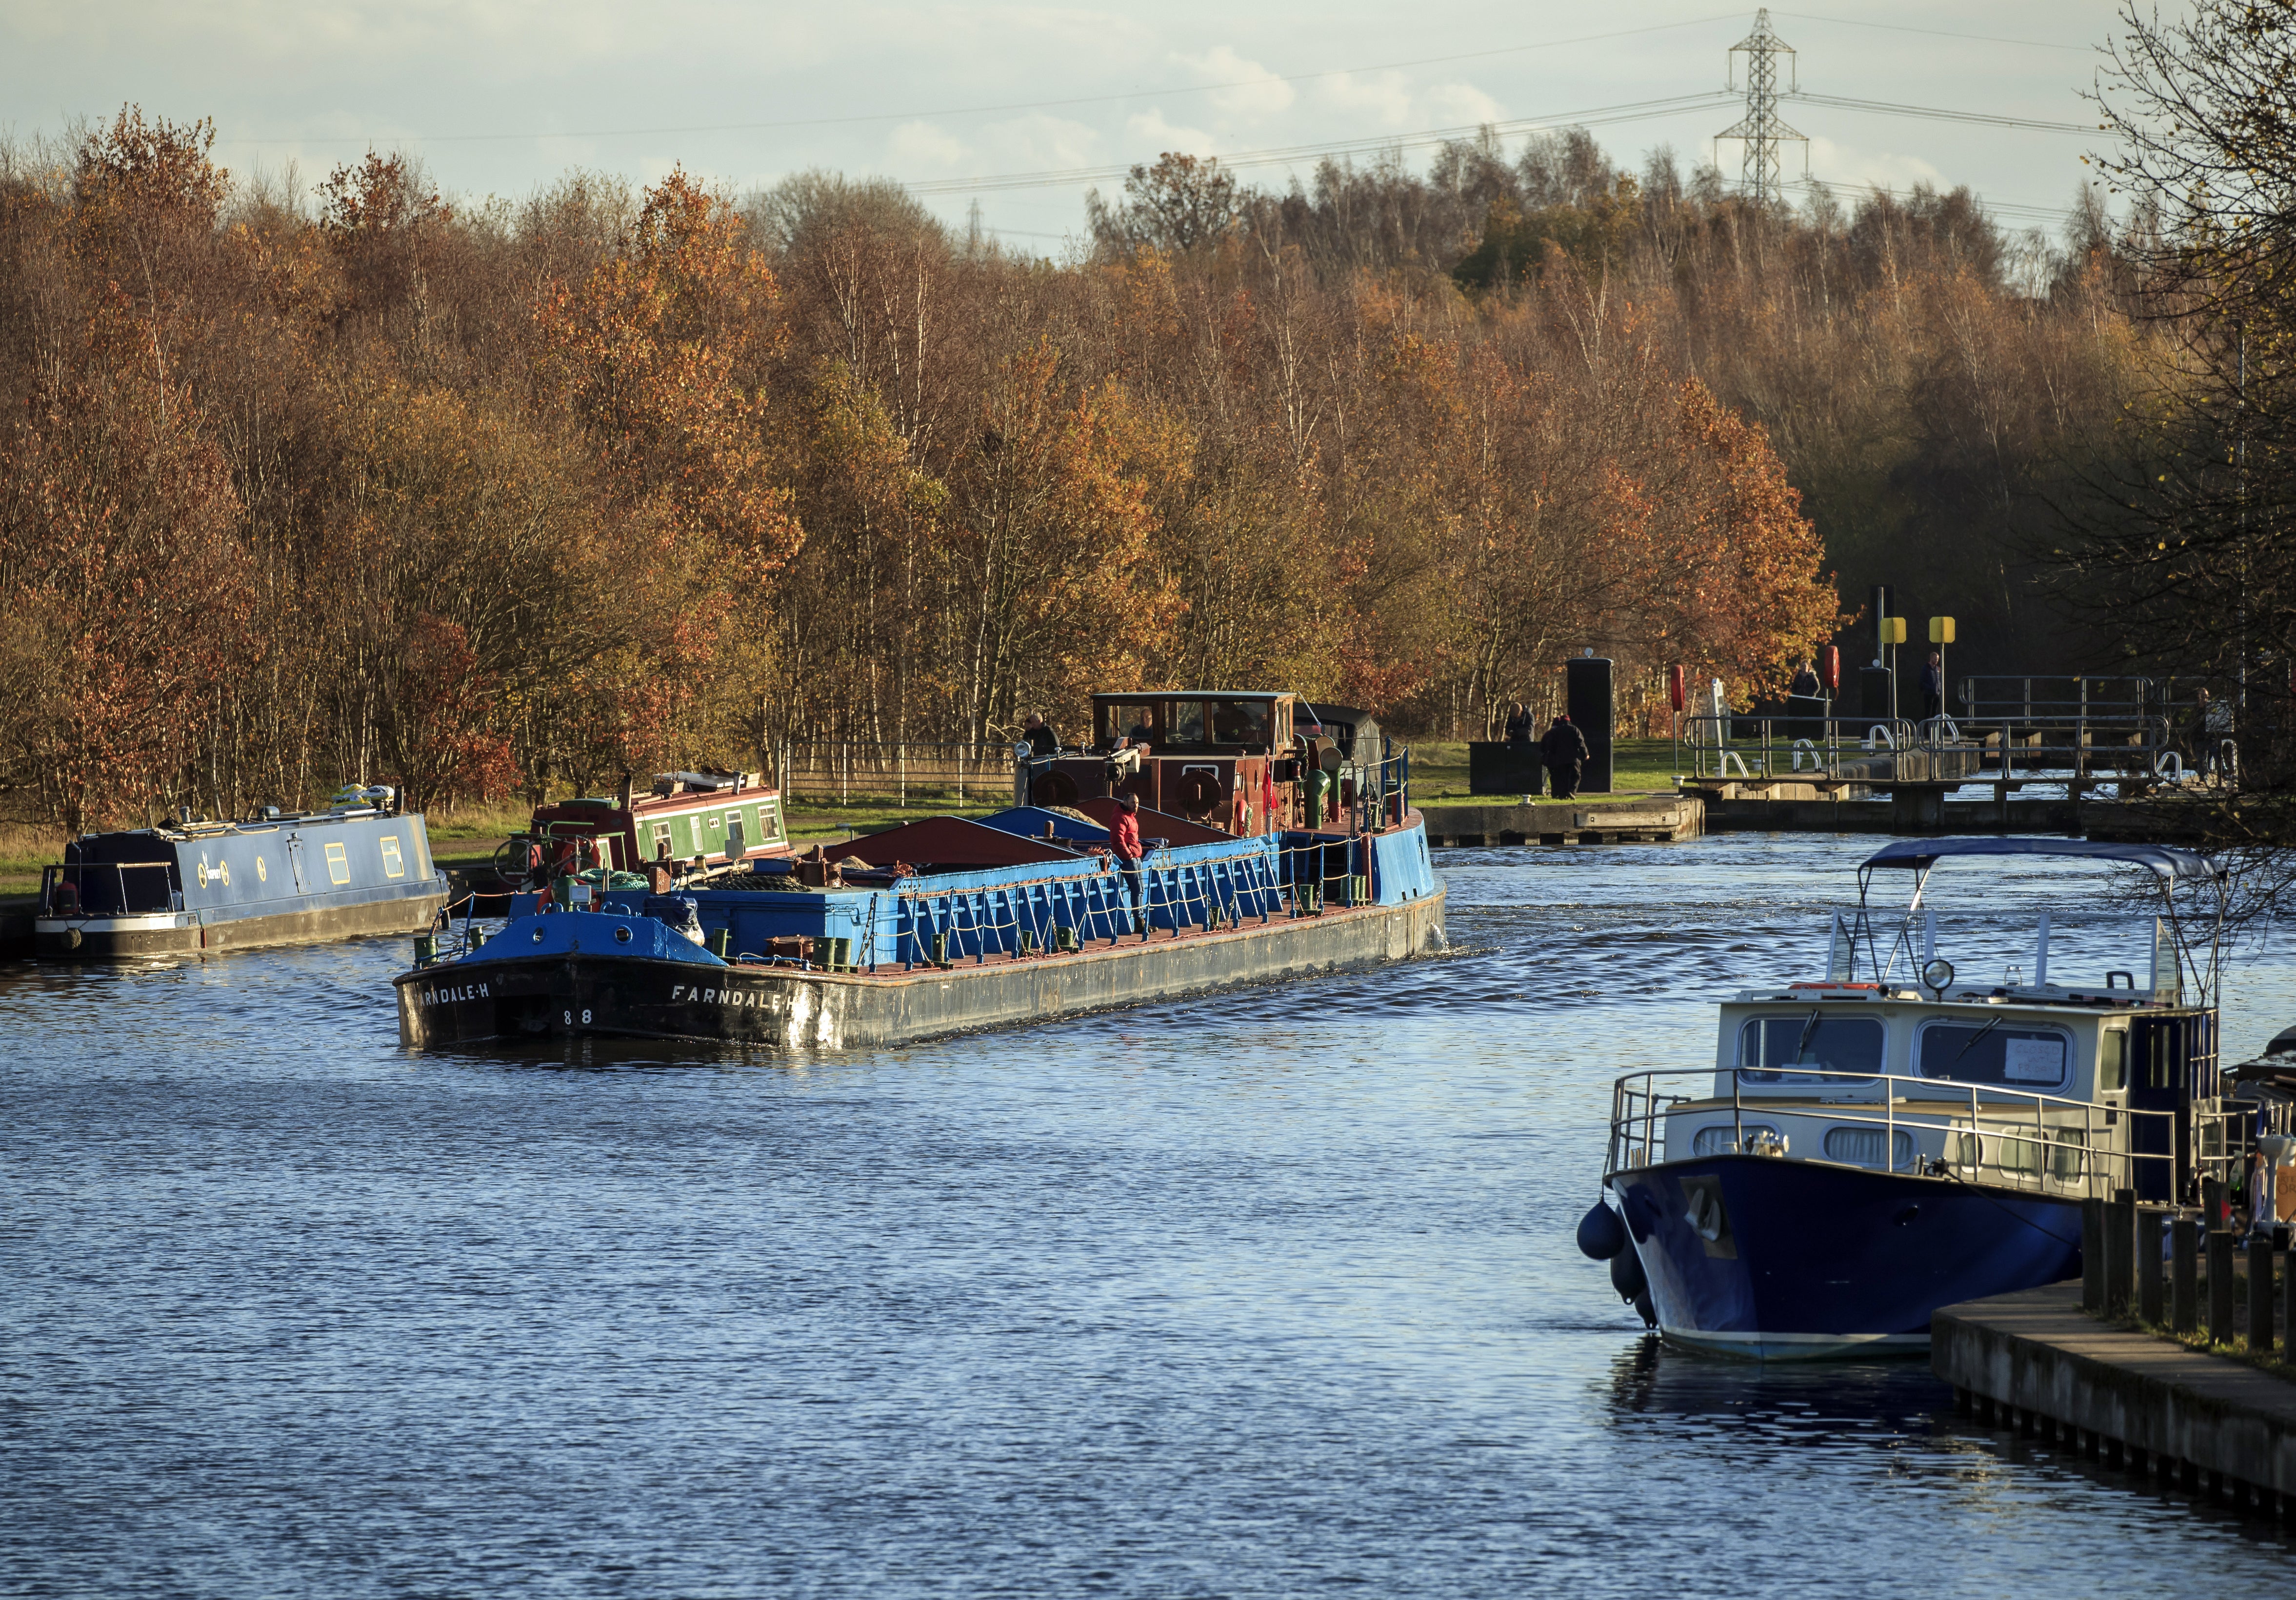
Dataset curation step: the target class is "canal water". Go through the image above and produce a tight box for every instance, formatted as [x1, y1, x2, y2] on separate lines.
[5, 834, 2293, 1596]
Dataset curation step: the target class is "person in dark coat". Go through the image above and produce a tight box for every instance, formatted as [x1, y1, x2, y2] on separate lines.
[1918, 651, 1944, 724]
[1787, 658, 1825, 741]
[1502, 701, 1536, 745]
[1022, 712, 1058, 757]
[1540, 715, 1590, 799]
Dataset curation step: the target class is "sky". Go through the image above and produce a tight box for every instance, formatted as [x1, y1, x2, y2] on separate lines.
[0, 1, 2142, 248]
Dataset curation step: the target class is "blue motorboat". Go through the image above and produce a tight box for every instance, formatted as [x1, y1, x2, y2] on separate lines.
[1579, 837, 2268, 1360]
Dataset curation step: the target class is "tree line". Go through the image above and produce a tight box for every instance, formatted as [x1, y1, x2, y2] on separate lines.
[0, 102, 2163, 830]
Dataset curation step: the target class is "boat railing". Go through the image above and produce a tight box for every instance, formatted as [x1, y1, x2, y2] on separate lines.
[1605, 1066, 2178, 1202]
[40, 861, 177, 918]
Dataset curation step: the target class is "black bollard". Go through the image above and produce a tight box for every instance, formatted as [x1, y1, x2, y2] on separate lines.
[2105, 1190, 2136, 1314]
[2172, 1217, 2199, 1333]
[2251, 1237, 2277, 1356]
[2285, 1246, 2296, 1359]
[2209, 1230, 2237, 1346]
[2137, 1207, 2166, 1324]
[2081, 1197, 2105, 1313]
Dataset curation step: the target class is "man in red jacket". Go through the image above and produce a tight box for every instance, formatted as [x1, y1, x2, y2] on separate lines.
[1109, 793, 1146, 928]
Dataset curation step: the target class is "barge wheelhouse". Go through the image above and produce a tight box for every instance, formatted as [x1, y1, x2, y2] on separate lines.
[1583, 838, 2259, 1360]
[37, 795, 451, 957]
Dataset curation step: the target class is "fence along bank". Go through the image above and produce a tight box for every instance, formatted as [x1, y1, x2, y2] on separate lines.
[397, 690, 1444, 1050]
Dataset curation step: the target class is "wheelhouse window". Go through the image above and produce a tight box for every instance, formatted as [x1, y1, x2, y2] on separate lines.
[1917, 1021, 2071, 1091]
[1208, 699, 1272, 748]
[1169, 700, 1206, 745]
[1101, 701, 1160, 746]
[1736, 1013, 1885, 1083]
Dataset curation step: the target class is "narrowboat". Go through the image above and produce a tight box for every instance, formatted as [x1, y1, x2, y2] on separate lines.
[1577, 837, 2268, 1359]
[37, 788, 451, 957]
[396, 691, 1445, 1049]
[477, 770, 794, 896]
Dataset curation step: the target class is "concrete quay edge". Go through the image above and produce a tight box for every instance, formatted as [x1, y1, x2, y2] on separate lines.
[1933, 1280, 2296, 1506]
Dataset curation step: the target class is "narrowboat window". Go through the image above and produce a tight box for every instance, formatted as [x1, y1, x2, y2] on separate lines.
[2100, 1029, 2128, 1092]
[1169, 700, 1207, 745]
[1917, 1021, 2071, 1090]
[726, 811, 746, 858]
[1736, 1014, 1884, 1082]
[324, 841, 351, 885]
[1209, 699, 1270, 747]
[760, 800, 783, 841]
[651, 822, 673, 859]
[1103, 702, 1159, 745]
[380, 836, 405, 878]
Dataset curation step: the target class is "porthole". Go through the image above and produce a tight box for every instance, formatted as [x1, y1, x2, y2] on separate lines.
[615, 925, 633, 944]
[532, 928, 546, 944]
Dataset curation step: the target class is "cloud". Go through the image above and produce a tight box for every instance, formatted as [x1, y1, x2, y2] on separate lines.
[1175, 44, 1293, 121]
[1317, 72, 1418, 130]
[1425, 81, 1503, 129]
[888, 120, 967, 172]
[1124, 108, 1216, 158]
[1804, 136, 1947, 197]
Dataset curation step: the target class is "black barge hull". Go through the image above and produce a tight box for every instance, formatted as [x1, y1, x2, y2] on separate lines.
[399, 889, 1446, 1051]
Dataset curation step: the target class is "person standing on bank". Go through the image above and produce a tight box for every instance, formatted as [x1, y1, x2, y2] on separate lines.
[1919, 651, 1944, 725]
[1502, 701, 1536, 745]
[1787, 657, 1824, 741]
[1540, 714, 1589, 800]
[1022, 712, 1058, 757]
[1108, 792, 1146, 929]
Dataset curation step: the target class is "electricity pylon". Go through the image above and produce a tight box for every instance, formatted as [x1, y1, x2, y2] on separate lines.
[1716, 9, 1807, 205]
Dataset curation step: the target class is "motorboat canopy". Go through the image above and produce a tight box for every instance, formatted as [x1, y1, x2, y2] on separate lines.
[1858, 836, 2224, 883]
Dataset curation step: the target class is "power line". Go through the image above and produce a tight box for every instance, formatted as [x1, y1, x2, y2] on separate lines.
[904, 93, 1737, 196]
[1789, 91, 2096, 135]
[211, 15, 1744, 150]
[1769, 11, 2095, 54]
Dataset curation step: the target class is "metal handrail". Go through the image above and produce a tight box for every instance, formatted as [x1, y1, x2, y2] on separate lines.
[1679, 714, 1923, 780]
[40, 861, 178, 917]
[1604, 1065, 2178, 1200]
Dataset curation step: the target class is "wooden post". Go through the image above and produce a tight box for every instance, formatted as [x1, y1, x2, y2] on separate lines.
[2081, 1197, 2105, 1312]
[2137, 1206, 2166, 1324]
[2172, 1217, 2199, 1333]
[2105, 1189, 2136, 1313]
[2209, 1229, 2237, 1345]
[2251, 1237, 2277, 1355]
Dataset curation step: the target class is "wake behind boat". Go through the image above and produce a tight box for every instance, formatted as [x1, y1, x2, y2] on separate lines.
[1577, 837, 2277, 1360]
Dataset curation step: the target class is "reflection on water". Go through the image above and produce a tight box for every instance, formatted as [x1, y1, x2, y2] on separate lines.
[2, 833, 2290, 1596]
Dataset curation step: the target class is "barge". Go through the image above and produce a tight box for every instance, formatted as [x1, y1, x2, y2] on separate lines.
[398, 691, 1445, 1049]
[37, 789, 451, 956]
[1577, 837, 2263, 1359]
